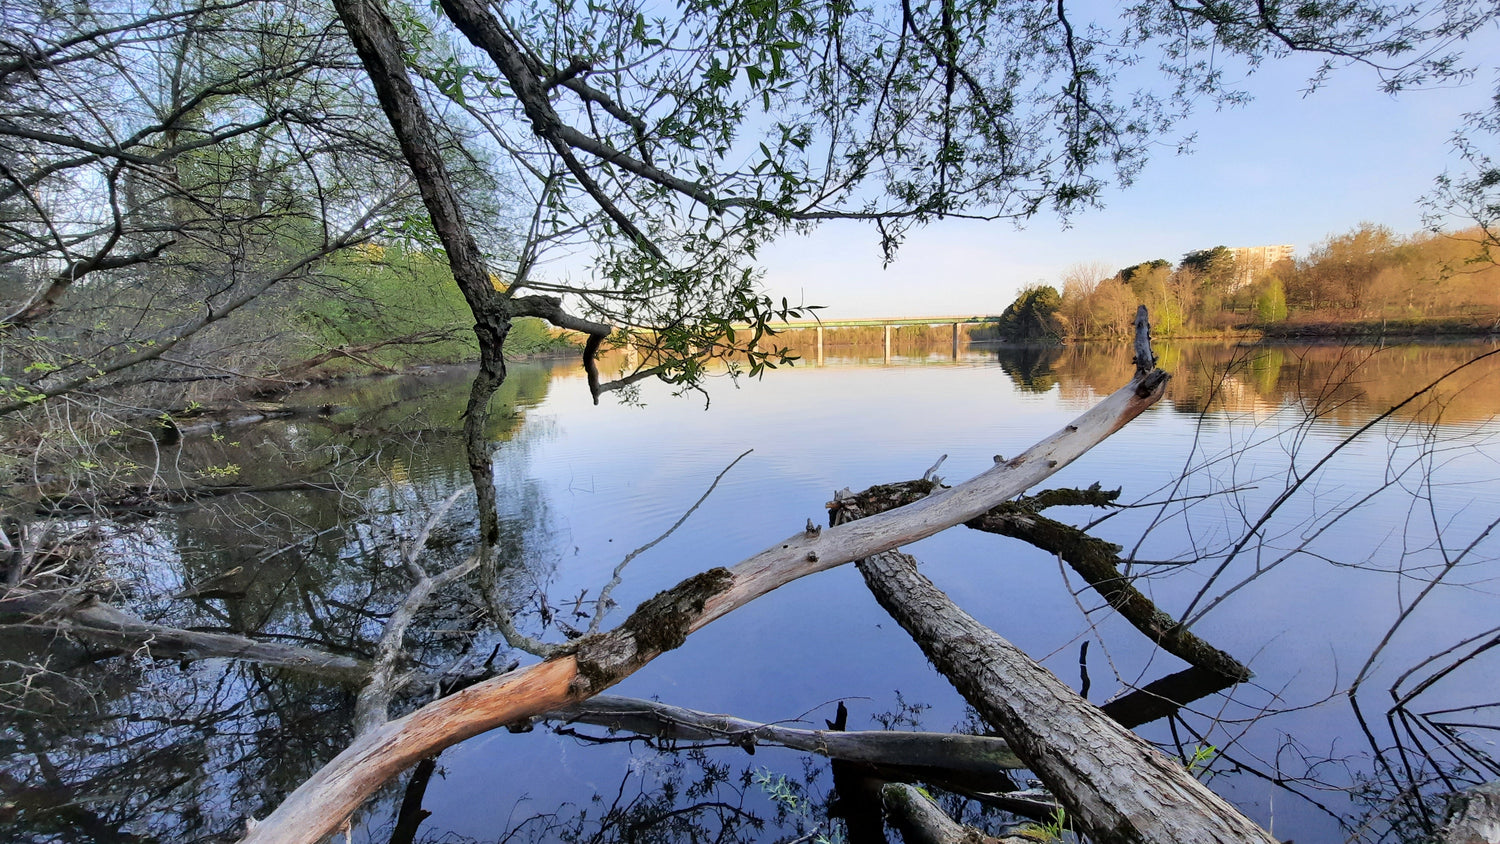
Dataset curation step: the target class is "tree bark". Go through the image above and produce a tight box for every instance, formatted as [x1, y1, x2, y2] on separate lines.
[965, 503, 1251, 683]
[238, 368, 1168, 843]
[851, 547, 1278, 844]
[832, 482, 1252, 685]
[1439, 781, 1500, 844]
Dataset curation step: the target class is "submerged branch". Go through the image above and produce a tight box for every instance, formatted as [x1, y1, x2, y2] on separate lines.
[0, 590, 369, 684]
[882, 782, 1031, 844]
[830, 481, 1252, 683]
[544, 693, 1024, 772]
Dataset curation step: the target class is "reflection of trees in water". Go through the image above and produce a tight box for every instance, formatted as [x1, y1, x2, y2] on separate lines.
[1093, 345, 1500, 842]
[985, 341, 1500, 842]
[7, 351, 1500, 843]
[994, 345, 1064, 393]
[1, 650, 354, 841]
[1008, 340, 1500, 424]
[0, 365, 565, 841]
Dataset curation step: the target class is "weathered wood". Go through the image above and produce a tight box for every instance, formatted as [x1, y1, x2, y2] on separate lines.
[1, 590, 368, 683]
[238, 365, 1169, 843]
[547, 694, 1025, 771]
[1133, 304, 1155, 374]
[1439, 781, 1500, 844]
[966, 505, 1252, 683]
[882, 783, 1037, 844]
[831, 482, 1252, 684]
[852, 547, 1278, 844]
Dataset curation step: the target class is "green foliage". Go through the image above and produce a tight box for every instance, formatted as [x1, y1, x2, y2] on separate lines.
[1119, 259, 1172, 286]
[1181, 246, 1238, 292]
[1185, 744, 1218, 778]
[1255, 277, 1289, 323]
[293, 246, 575, 373]
[1023, 806, 1071, 841]
[996, 285, 1064, 340]
[752, 769, 845, 844]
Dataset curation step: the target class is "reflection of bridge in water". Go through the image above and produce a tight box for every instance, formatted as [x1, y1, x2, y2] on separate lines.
[774, 315, 998, 364]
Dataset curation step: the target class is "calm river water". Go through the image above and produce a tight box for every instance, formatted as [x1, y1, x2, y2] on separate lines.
[7, 337, 1500, 843]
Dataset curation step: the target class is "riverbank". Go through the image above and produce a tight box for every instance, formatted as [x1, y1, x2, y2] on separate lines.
[1255, 316, 1499, 339]
[990, 315, 1500, 345]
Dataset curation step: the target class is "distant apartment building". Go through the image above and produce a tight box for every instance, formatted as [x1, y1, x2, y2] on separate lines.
[1230, 244, 1295, 289]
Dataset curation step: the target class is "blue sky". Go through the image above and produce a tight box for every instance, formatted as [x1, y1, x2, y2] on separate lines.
[756, 48, 1500, 319]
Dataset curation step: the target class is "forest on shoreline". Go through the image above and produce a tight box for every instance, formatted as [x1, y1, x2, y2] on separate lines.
[989, 223, 1500, 342]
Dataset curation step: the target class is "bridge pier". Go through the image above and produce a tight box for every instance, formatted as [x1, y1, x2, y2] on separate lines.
[883, 324, 892, 364]
[816, 325, 825, 366]
[951, 322, 960, 359]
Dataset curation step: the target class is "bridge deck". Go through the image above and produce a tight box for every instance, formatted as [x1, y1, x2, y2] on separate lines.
[772, 315, 996, 329]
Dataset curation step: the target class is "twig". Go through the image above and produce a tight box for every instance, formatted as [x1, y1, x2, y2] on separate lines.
[587, 449, 752, 634]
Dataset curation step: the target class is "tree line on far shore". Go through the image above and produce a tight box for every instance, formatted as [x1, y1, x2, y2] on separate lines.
[990, 224, 1500, 340]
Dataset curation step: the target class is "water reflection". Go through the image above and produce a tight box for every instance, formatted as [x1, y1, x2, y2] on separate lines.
[1, 364, 570, 841]
[1005, 339, 1500, 424]
[3, 339, 1499, 843]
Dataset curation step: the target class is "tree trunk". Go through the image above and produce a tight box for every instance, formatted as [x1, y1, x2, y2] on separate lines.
[853, 547, 1279, 844]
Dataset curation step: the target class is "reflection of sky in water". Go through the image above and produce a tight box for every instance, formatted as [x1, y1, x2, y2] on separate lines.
[376, 341, 1500, 843]
[15, 342, 1496, 842]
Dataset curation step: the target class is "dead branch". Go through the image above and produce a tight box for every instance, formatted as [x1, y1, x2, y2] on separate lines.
[881, 783, 1038, 844]
[545, 694, 1024, 772]
[587, 449, 752, 634]
[967, 503, 1252, 683]
[353, 490, 477, 735]
[830, 481, 1252, 683]
[237, 365, 1168, 843]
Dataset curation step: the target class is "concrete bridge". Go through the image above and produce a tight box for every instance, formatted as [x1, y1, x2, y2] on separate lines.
[773, 315, 998, 364]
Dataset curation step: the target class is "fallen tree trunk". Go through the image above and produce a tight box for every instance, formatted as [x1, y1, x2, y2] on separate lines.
[239, 365, 1169, 843]
[548, 693, 1024, 770]
[0, 590, 369, 683]
[851, 545, 1278, 843]
[967, 495, 1252, 683]
[832, 482, 1252, 684]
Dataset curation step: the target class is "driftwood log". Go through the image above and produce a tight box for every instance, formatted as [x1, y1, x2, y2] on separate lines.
[238, 363, 1169, 842]
[846, 539, 1277, 843]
